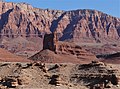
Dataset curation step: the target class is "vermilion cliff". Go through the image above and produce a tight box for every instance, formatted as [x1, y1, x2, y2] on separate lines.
[0, 2, 120, 56]
[0, 2, 120, 41]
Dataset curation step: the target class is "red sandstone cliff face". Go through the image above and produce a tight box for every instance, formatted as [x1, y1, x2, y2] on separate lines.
[56, 10, 120, 43]
[0, 2, 120, 56]
[0, 2, 120, 42]
[0, 2, 64, 38]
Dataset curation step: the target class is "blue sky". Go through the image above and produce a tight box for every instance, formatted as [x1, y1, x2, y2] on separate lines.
[6, 0, 120, 18]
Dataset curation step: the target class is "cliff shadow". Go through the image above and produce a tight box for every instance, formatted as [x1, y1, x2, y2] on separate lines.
[50, 12, 66, 33]
[59, 16, 82, 41]
[0, 8, 13, 34]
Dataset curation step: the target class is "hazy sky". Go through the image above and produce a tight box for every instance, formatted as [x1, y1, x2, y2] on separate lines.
[6, 0, 120, 18]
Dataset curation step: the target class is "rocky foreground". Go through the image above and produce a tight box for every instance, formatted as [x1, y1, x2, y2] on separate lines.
[0, 61, 120, 89]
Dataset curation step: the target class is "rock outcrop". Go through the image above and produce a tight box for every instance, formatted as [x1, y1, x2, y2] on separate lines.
[0, 62, 119, 89]
[29, 41, 97, 63]
[70, 61, 120, 89]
